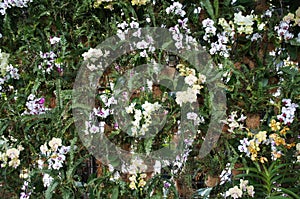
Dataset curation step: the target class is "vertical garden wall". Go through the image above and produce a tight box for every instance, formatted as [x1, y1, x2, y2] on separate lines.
[0, 0, 300, 198]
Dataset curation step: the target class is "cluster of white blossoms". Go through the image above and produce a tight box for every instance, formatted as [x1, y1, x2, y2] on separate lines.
[36, 138, 70, 187]
[275, 7, 300, 41]
[237, 117, 295, 163]
[233, 11, 254, 34]
[49, 36, 61, 45]
[202, 18, 232, 57]
[0, 49, 20, 78]
[219, 163, 232, 185]
[82, 47, 110, 71]
[120, 157, 148, 190]
[22, 94, 50, 115]
[37, 37, 64, 74]
[0, 136, 30, 198]
[84, 93, 117, 135]
[277, 98, 298, 125]
[107, 163, 121, 182]
[209, 32, 231, 57]
[126, 101, 162, 137]
[20, 137, 71, 199]
[20, 180, 31, 199]
[187, 112, 204, 126]
[121, 156, 148, 174]
[166, 2, 198, 50]
[38, 51, 62, 74]
[37, 137, 70, 171]
[0, 0, 33, 15]
[84, 115, 106, 135]
[0, 135, 24, 169]
[0, 49, 20, 95]
[275, 21, 294, 41]
[224, 179, 255, 198]
[3, 63, 20, 80]
[37, 139, 71, 190]
[175, 64, 206, 106]
[202, 18, 217, 41]
[0, 146, 24, 168]
[238, 130, 270, 162]
[296, 143, 300, 162]
[221, 111, 247, 133]
[168, 19, 197, 50]
[116, 19, 139, 37]
[250, 32, 262, 42]
[116, 18, 156, 57]
[19, 169, 33, 199]
[165, 1, 186, 17]
[175, 87, 199, 106]
[135, 36, 156, 57]
[171, 144, 192, 175]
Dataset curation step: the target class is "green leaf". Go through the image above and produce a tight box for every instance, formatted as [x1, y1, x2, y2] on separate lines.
[192, 187, 212, 198]
[268, 196, 293, 199]
[45, 180, 59, 199]
[201, 0, 215, 19]
[111, 186, 119, 199]
[289, 39, 300, 46]
[62, 188, 73, 199]
[279, 187, 300, 199]
[60, 90, 73, 100]
[31, 79, 42, 94]
[214, 0, 219, 18]
[60, 118, 74, 136]
[145, 137, 153, 155]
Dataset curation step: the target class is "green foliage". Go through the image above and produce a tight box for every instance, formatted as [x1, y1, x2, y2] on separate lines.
[0, 0, 300, 198]
[236, 161, 300, 198]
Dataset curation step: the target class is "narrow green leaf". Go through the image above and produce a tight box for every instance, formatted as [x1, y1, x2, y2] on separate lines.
[201, 0, 215, 19]
[111, 186, 119, 199]
[45, 180, 59, 199]
[214, 0, 219, 18]
[235, 173, 265, 182]
[268, 196, 293, 199]
[279, 188, 300, 199]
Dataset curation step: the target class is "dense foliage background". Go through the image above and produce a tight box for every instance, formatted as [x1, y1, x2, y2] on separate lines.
[0, 0, 300, 198]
